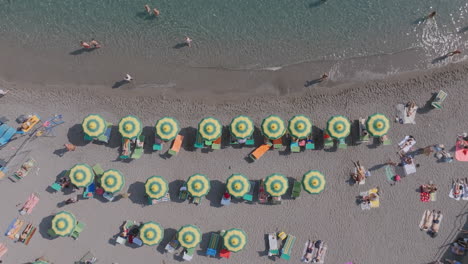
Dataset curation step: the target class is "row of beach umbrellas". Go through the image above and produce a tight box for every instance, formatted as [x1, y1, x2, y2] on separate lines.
[50, 211, 246, 251]
[82, 113, 390, 143]
[68, 163, 326, 199]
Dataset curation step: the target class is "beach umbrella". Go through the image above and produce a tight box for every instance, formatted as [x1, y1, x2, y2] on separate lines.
[226, 174, 250, 198]
[82, 114, 106, 138]
[288, 115, 312, 139]
[139, 221, 164, 246]
[178, 225, 202, 249]
[69, 163, 95, 188]
[100, 169, 125, 194]
[51, 211, 76, 237]
[366, 113, 390, 137]
[264, 173, 288, 197]
[155, 117, 180, 141]
[326, 115, 351, 139]
[118, 115, 142, 139]
[223, 228, 247, 253]
[261, 115, 286, 140]
[187, 174, 211, 198]
[302, 170, 326, 194]
[198, 117, 222, 141]
[145, 175, 169, 200]
[230, 115, 254, 139]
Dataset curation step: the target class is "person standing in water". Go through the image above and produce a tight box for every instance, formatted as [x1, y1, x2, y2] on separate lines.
[185, 36, 193, 47]
[153, 8, 160, 16]
[145, 5, 151, 14]
[427, 11, 436, 19]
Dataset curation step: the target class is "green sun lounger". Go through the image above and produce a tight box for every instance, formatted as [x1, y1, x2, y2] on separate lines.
[97, 122, 112, 143]
[290, 142, 300, 153]
[47, 228, 57, 238]
[194, 132, 204, 149]
[305, 139, 315, 150]
[192, 196, 202, 205]
[212, 137, 221, 150]
[382, 137, 392, 146]
[338, 138, 347, 149]
[324, 137, 334, 148]
[243, 180, 256, 202]
[153, 137, 163, 151]
[280, 234, 296, 260]
[179, 182, 188, 201]
[291, 180, 301, 199]
[206, 233, 220, 257]
[92, 164, 104, 178]
[71, 221, 85, 240]
[431, 90, 447, 109]
[131, 135, 145, 159]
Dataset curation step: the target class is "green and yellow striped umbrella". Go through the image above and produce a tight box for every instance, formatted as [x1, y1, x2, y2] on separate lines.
[226, 174, 250, 198]
[302, 170, 326, 194]
[326, 115, 351, 139]
[223, 228, 247, 253]
[264, 173, 288, 197]
[139, 221, 164, 246]
[366, 113, 390, 137]
[187, 174, 211, 198]
[230, 115, 254, 139]
[100, 169, 125, 194]
[288, 115, 312, 139]
[51, 211, 76, 237]
[261, 115, 286, 140]
[178, 225, 202, 249]
[145, 176, 169, 200]
[82, 114, 106, 138]
[198, 117, 222, 141]
[155, 117, 180, 141]
[69, 163, 95, 188]
[118, 115, 142, 139]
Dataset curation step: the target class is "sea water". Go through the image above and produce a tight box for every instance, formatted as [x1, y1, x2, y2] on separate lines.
[0, 0, 467, 80]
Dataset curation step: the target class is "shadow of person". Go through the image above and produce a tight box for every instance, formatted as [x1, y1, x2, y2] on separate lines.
[69, 47, 97, 56]
[53, 148, 68, 157]
[112, 80, 128, 89]
[432, 55, 448, 64]
[417, 93, 436, 114]
[173, 42, 188, 49]
[304, 79, 324, 87]
[309, 0, 326, 8]
[412, 17, 427, 25]
[136, 11, 148, 18]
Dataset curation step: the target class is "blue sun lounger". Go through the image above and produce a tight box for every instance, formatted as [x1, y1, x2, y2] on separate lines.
[206, 233, 220, 257]
[0, 126, 18, 146]
[0, 124, 9, 137]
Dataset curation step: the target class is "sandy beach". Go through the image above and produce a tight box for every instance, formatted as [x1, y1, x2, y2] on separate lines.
[1, 60, 468, 264]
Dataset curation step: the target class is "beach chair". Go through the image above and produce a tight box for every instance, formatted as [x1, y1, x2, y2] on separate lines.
[243, 180, 256, 202]
[357, 118, 370, 144]
[305, 138, 315, 150]
[249, 143, 272, 161]
[119, 138, 131, 160]
[246, 135, 255, 146]
[212, 136, 222, 150]
[194, 132, 204, 149]
[0, 126, 18, 146]
[268, 233, 279, 256]
[168, 135, 184, 156]
[98, 122, 112, 143]
[271, 196, 282, 205]
[0, 124, 9, 138]
[47, 228, 57, 238]
[83, 183, 96, 199]
[272, 138, 283, 149]
[290, 142, 300, 153]
[431, 90, 447, 109]
[115, 236, 126, 245]
[153, 137, 163, 151]
[312, 243, 328, 263]
[71, 221, 85, 240]
[21, 115, 40, 133]
[280, 234, 296, 260]
[220, 192, 231, 206]
[133, 237, 143, 246]
[220, 249, 230, 259]
[206, 233, 220, 257]
[165, 235, 180, 253]
[381, 136, 392, 146]
[192, 196, 202, 205]
[183, 247, 195, 261]
[258, 180, 268, 204]
[92, 164, 104, 178]
[50, 182, 62, 192]
[179, 182, 189, 201]
[11, 158, 36, 182]
[75, 251, 97, 264]
[338, 138, 347, 149]
[291, 180, 302, 199]
[131, 135, 145, 159]
[323, 135, 333, 148]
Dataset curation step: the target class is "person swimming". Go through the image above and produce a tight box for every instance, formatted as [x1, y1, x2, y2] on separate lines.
[145, 4, 151, 14]
[153, 8, 160, 16]
[185, 36, 193, 47]
[80, 41, 91, 49]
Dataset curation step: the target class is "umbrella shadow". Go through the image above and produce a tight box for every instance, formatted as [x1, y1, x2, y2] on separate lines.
[196, 232, 215, 257]
[206, 180, 224, 208]
[366, 137, 380, 149]
[67, 124, 88, 147]
[128, 181, 147, 206]
[283, 177, 296, 200]
[169, 180, 186, 203]
[136, 11, 157, 20]
[156, 228, 177, 254]
[38, 215, 54, 239]
[180, 127, 197, 152]
[142, 126, 155, 154]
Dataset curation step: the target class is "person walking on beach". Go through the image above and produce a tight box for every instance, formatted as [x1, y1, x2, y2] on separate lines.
[124, 74, 133, 82]
[447, 50, 461, 57]
[185, 36, 193, 47]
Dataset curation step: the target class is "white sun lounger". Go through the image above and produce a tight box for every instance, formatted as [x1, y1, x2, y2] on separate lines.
[268, 233, 279, 256]
[395, 104, 417, 124]
[301, 241, 313, 263]
[403, 162, 416, 176]
[312, 243, 327, 264]
[398, 136, 416, 154]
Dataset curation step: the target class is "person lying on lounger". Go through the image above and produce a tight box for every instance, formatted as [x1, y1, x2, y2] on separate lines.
[429, 211, 442, 237]
[422, 210, 434, 230]
[304, 240, 314, 262]
[421, 184, 437, 194]
[406, 101, 417, 117]
[312, 240, 325, 263]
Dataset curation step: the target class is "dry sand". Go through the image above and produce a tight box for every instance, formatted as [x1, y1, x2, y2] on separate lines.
[1, 62, 468, 264]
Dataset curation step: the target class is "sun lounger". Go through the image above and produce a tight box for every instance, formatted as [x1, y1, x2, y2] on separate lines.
[11, 158, 36, 182]
[272, 138, 283, 149]
[220, 248, 230, 259]
[220, 192, 231, 206]
[338, 138, 347, 149]
[153, 137, 163, 151]
[258, 180, 268, 204]
[431, 90, 447, 109]
[97, 122, 113, 143]
[0, 124, 9, 137]
[168, 135, 184, 156]
[50, 182, 62, 192]
[398, 136, 416, 154]
[324, 135, 334, 148]
[305, 139, 315, 150]
[194, 132, 204, 149]
[280, 234, 296, 260]
[290, 142, 300, 153]
[268, 233, 279, 256]
[249, 143, 272, 161]
[419, 210, 433, 231]
[103, 192, 115, 202]
[7, 219, 24, 239]
[192, 196, 202, 205]
[131, 135, 145, 159]
[165, 235, 180, 253]
[83, 183, 96, 199]
[71, 221, 85, 240]
[18, 223, 34, 243]
[183, 247, 195, 261]
[148, 192, 170, 205]
[243, 180, 256, 202]
[119, 138, 131, 159]
[115, 236, 126, 245]
[357, 118, 370, 144]
[212, 137, 221, 150]
[20, 193, 39, 215]
[92, 164, 104, 177]
[395, 104, 417, 124]
[312, 243, 327, 263]
[455, 141, 468, 162]
[0, 126, 18, 146]
[5, 218, 17, 236]
[291, 180, 301, 199]
[0, 243, 7, 259]
[75, 251, 97, 264]
[382, 137, 392, 145]
[179, 183, 189, 201]
[133, 237, 143, 246]
[21, 115, 40, 133]
[206, 233, 220, 257]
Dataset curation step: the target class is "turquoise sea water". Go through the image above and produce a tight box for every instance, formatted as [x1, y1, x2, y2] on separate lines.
[0, 0, 467, 75]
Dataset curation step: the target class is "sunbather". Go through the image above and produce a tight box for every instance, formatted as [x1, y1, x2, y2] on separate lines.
[304, 240, 314, 262]
[312, 240, 325, 262]
[422, 210, 434, 230]
[400, 136, 415, 150]
[406, 101, 417, 117]
[453, 180, 463, 198]
[429, 211, 442, 237]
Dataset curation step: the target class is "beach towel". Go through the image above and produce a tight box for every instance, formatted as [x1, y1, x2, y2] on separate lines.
[359, 191, 371, 210]
[403, 162, 416, 176]
[312, 243, 327, 264]
[419, 210, 433, 231]
[430, 192, 437, 202]
[455, 141, 468, 162]
[395, 104, 417, 124]
[429, 213, 443, 235]
[449, 183, 464, 201]
[420, 192, 430, 202]
[0, 243, 7, 258]
[301, 241, 313, 263]
[399, 136, 416, 154]
[20, 193, 39, 215]
[384, 165, 396, 184]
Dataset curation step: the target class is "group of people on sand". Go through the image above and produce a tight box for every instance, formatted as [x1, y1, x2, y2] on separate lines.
[80, 39, 101, 49]
[421, 210, 443, 237]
